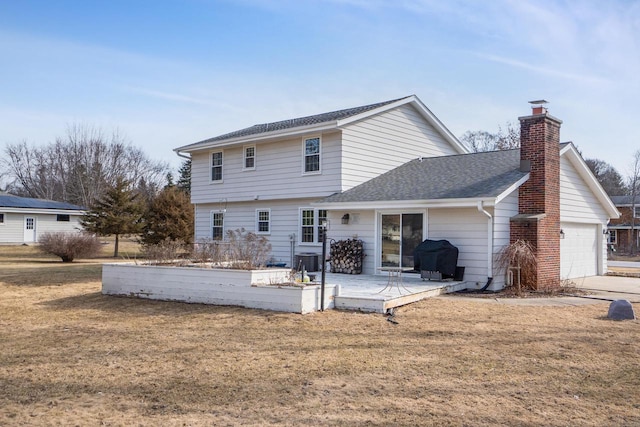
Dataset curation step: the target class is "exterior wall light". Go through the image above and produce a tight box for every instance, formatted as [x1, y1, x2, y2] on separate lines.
[341, 214, 350, 225]
[560, 229, 565, 239]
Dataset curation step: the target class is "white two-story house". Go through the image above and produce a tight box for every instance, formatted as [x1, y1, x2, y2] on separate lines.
[175, 95, 619, 290]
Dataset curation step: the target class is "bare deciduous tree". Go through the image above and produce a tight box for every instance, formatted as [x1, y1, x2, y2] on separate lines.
[585, 158, 627, 196]
[460, 121, 520, 152]
[1, 123, 169, 207]
[628, 150, 640, 254]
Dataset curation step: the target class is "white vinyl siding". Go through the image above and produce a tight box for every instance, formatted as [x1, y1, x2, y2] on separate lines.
[340, 104, 460, 191]
[428, 207, 490, 288]
[559, 156, 609, 224]
[323, 210, 376, 274]
[559, 155, 609, 276]
[194, 198, 324, 267]
[492, 191, 519, 289]
[210, 151, 223, 182]
[0, 212, 83, 244]
[190, 132, 342, 204]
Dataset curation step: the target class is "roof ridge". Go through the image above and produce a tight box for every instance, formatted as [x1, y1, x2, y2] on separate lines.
[192, 95, 413, 145]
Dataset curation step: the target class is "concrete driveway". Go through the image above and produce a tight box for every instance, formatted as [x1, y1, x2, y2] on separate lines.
[441, 275, 640, 307]
[576, 275, 640, 303]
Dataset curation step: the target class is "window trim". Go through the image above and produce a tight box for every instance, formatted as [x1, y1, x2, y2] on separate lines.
[211, 211, 225, 240]
[256, 209, 271, 235]
[210, 150, 224, 183]
[243, 145, 256, 171]
[298, 208, 327, 245]
[302, 136, 321, 175]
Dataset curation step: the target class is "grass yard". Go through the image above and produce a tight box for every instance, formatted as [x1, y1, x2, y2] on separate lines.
[1, 246, 639, 426]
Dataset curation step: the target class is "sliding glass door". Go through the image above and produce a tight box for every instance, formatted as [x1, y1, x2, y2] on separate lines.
[380, 213, 424, 269]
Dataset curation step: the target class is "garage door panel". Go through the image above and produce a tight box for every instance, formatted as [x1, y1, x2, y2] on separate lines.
[560, 223, 598, 279]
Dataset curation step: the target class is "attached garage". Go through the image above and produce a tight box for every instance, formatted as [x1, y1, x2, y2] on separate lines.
[560, 222, 599, 279]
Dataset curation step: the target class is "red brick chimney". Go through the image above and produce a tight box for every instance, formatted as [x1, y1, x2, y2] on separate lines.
[510, 101, 562, 289]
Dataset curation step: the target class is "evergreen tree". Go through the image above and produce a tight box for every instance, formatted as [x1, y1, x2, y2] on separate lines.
[140, 185, 194, 246]
[80, 178, 144, 257]
[177, 159, 191, 194]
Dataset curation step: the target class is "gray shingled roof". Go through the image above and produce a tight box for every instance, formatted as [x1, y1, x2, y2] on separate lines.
[610, 195, 638, 205]
[320, 149, 528, 204]
[187, 96, 411, 147]
[0, 193, 84, 210]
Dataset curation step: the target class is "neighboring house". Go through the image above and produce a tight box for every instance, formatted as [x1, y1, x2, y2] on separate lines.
[607, 195, 640, 251]
[175, 95, 619, 290]
[0, 192, 85, 244]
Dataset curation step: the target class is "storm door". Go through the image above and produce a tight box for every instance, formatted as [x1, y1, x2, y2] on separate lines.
[380, 213, 423, 269]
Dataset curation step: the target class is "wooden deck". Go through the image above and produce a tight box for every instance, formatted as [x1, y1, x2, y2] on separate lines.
[324, 272, 468, 313]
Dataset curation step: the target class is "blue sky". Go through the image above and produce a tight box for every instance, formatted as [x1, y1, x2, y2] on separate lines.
[1, 0, 638, 177]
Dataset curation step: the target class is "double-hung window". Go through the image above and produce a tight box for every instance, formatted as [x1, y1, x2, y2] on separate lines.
[303, 137, 321, 174]
[300, 208, 327, 244]
[244, 145, 256, 170]
[608, 230, 617, 245]
[634, 206, 640, 218]
[256, 209, 270, 234]
[211, 212, 224, 240]
[211, 151, 223, 182]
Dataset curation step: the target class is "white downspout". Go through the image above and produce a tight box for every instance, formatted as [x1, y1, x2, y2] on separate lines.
[477, 201, 494, 287]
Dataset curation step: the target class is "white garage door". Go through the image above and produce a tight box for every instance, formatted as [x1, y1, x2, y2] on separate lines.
[560, 223, 598, 279]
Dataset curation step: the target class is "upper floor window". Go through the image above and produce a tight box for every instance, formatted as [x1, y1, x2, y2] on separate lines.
[300, 208, 327, 244]
[634, 206, 640, 218]
[608, 229, 617, 245]
[211, 151, 223, 182]
[303, 137, 321, 174]
[256, 209, 270, 234]
[244, 146, 256, 170]
[56, 214, 70, 222]
[211, 211, 224, 240]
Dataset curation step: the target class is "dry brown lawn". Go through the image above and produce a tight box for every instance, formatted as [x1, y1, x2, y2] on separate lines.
[1, 246, 639, 426]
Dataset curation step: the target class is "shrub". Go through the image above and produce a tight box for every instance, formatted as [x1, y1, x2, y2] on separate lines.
[192, 238, 230, 265]
[225, 228, 272, 269]
[38, 232, 102, 262]
[495, 239, 538, 294]
[141, 238, 190, 265]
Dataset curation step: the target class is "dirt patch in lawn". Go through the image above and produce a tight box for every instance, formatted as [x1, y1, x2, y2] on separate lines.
[1, 248, 639, 426]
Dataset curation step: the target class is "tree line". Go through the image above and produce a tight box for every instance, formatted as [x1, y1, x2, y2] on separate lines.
[0, 123, 193, 257]
[460, 122, 633, 197]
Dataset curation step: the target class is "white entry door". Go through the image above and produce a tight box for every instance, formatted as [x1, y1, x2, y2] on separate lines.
[24, 216, 36, 243]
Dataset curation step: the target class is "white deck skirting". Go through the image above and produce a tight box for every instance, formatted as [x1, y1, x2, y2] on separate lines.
[101, 263, 468, 314]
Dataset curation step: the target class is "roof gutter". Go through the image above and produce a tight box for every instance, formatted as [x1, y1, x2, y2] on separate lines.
[312, 197, 497, 210]
[175, 122, 339, 153]
[174, 150, 191, 160]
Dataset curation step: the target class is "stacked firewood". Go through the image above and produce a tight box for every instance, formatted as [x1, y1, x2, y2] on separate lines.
[329, 239, 364, 274]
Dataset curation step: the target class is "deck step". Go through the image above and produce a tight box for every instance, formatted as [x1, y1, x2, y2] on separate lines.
[335, 282, 465, 313]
